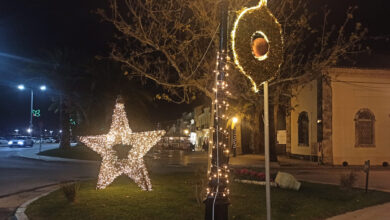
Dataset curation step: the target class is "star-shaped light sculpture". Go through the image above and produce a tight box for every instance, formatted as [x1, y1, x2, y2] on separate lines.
[79, 98, 165, 191]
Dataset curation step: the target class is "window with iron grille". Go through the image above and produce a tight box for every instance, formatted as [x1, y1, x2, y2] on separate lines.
[298, 111, 309, 146]
[355, 109, 375, 147]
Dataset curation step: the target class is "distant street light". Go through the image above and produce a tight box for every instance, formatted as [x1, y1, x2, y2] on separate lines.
[17, 84, 25, 90]
[40, 85, 47, 91]
[27, 128, 32, 134]
[14, 129, 19, 135]
[183, 129, 189, 135]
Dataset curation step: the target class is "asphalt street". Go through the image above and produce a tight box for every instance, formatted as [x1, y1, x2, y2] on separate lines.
[0, 144, 99, 197]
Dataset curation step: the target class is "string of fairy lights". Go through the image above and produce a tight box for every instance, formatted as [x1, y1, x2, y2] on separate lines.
[206, 50, 231, 204]
[79, 98, 165, 191]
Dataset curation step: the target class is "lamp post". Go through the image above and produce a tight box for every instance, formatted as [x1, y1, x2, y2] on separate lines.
[17, 84, 46, 136]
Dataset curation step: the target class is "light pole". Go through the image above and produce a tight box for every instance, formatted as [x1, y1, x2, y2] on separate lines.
[17, 84, 46, 136]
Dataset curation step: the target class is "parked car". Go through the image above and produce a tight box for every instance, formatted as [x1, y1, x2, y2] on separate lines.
[0, 137, 8, 146]
[8, 136, 34, 147]
[32, 137, 43, 144]
[43, 137, 56, 143]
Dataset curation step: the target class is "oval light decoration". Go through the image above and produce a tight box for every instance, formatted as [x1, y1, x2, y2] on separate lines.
[231, 0, 283, 92]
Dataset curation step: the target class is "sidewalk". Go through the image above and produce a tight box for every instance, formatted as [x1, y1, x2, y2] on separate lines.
[229, 154, 319, 168]
[326, 202, 390, 220]
[16, 145, 98, 164]
[0, 184, 58, 220]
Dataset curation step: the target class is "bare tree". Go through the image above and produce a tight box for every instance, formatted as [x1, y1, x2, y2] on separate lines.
[98, 0, 367, 160]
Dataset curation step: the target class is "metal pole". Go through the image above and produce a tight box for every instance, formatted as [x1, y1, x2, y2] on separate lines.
[30, 89, 34, 137]
[264, 81, 271, 220]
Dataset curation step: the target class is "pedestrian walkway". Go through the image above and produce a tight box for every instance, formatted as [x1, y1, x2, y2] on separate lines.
[0, 184, 59, 220]
[326, 202, 390, 220]
[229, 154, 319, 168]
[16, 144, 97, 164]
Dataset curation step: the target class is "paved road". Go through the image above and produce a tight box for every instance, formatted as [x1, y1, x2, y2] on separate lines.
[0, 144, 99, 219]
[0, 144, 98, 197]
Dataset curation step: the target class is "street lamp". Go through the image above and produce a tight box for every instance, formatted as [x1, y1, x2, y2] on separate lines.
[17, 84, 47, 136]
[232, 117, 238, 125]
[27, 128, 32, 134]
[183, 129, 189, 135]
[17, 84, 25, 90]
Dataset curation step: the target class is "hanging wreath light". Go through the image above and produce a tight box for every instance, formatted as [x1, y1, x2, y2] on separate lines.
[231, 0, 283, 92]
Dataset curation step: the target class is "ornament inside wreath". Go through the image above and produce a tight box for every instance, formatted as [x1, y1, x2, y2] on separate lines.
[231, 0, 283, 92]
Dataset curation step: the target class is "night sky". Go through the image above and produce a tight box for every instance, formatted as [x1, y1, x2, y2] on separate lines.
[0, 0, 388, 135]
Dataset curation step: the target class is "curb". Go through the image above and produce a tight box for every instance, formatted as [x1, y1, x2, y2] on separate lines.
[14, 186, 59, 220]
[12, 178, 93, 220]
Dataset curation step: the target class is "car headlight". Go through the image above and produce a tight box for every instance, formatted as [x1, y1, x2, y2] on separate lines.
[17, 141, 24, 145]
[8, 141, 12, 145]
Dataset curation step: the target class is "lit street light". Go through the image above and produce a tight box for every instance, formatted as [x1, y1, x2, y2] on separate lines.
[27, 128, 32, 134]
[17, 84, 25, 90]
[232, 117, 238, 125]
[17, 83, 47, 136]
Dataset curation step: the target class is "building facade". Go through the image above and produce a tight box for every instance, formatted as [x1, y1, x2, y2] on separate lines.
[288, 68, 390, 165]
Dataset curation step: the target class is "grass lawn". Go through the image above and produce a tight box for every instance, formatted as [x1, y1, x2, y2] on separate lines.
[26, 172, 390, 220]
[38, 145, 101, 161]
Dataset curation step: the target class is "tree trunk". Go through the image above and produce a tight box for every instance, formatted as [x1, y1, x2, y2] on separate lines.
[253, 105, 264, 154]
[270, 103, 278, 162]
[59, 109, 71, 150]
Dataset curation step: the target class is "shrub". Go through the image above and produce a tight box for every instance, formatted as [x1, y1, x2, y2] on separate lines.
[342, 161, 348, 167]
[383, 162, 389, 167]
[233, 168, 266, 181]
[61, 182, 80, 203]
[340, 171, 357, 190]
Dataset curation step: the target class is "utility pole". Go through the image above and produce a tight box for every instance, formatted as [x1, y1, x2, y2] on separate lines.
[205, 0, 230, 219]
[29, 89, 34, 137]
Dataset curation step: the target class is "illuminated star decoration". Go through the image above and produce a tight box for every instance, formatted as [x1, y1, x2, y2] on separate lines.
[79, 98, 165, 191]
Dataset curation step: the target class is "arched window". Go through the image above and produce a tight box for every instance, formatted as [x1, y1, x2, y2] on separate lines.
[355, 109, 375, 146]
[298, 111, 309, 146]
